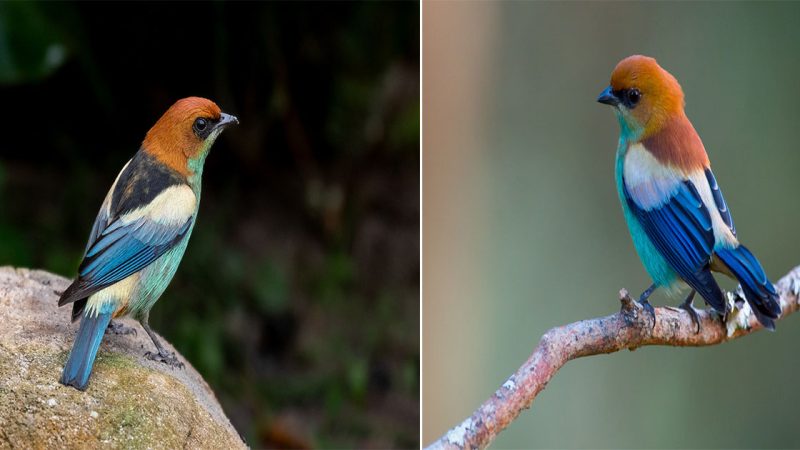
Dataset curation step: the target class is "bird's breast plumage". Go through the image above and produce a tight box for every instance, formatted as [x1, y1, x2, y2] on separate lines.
[622, 143, 683, 210]
[615, 143, 680, 290]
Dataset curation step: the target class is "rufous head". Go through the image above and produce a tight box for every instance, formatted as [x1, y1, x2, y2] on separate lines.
[597, 55, 684, 138]
[142, 97, 238, 176]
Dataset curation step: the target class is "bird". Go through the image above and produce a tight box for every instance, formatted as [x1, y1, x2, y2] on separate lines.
[58, 97, 238, 390]
[597, 55, 780, 331]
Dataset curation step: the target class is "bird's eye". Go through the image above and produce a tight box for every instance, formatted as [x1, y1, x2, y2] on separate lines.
[193, 118, 208, 133]
[626, 89, 641, 107]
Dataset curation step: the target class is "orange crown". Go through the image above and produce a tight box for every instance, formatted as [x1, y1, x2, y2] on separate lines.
[610, 55, 685, 133]
[142, 97, 222, 175]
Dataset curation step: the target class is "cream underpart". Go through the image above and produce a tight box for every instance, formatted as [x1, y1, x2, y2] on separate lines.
[84, 185, 197, 318]
[128, 184, 197, 226]
[623, 143, 681, 210]
[623, 143, 737, 247]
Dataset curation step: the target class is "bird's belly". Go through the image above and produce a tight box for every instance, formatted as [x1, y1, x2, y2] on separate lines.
[124, 236, 192, 319]
[619, 199, 681, 291]
[85, 227, 194, 320]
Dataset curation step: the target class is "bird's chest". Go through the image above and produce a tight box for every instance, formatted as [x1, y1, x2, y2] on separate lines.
[126, 217, 197, 318]
[615, 144, 680, 289]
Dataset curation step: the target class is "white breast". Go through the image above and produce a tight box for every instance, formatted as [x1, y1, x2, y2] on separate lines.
[624, 143, 737, 247]
[623, 143, 682, 211]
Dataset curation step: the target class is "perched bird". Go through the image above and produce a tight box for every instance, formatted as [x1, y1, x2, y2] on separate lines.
[597, 55, 780, 330]
[58, 97, 238, 390]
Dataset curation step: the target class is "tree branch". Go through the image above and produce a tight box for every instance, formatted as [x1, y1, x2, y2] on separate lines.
[426, 265, 800, 450]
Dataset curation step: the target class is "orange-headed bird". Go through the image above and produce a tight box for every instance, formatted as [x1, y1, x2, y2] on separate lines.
[58, 97, 238, 390]
[597, 55, 780, 330]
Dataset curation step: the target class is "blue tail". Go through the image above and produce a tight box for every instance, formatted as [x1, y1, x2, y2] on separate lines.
[60, 310, 112, 390]
[716, 245, 781, 330]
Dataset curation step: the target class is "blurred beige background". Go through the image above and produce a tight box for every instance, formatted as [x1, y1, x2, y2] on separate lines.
[423, 1, 800, 448]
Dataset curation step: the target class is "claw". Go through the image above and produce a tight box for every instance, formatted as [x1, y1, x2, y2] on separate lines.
[640, 299, 656, 329]
[106, 320, 138, 336]
[680, 303, 701, 334]
[678, 290, 700, 334]
[145, 350, 185, 369]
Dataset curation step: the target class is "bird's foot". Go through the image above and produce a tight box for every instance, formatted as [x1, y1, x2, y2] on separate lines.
[679, 302, 701, 334]
[639, 299, 656, 329]
[145, 349, 185, 369]
[106, 320, 137, 336]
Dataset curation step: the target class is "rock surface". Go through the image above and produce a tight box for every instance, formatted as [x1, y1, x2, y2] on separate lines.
[0, 267, 245, 449]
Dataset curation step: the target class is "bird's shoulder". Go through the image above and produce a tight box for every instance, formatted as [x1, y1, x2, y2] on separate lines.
[84, 151, 195, 254]
[109, 150, 193, 219]
[623, 143, 737, 244]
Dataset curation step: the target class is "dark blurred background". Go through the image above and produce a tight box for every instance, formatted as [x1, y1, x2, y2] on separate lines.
[0, 2, 419, 448]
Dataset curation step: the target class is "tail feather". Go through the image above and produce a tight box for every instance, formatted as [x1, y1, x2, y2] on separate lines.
[60, 311, 112, 390]
[71, 299, 87, 322]
[716, 245, 781, 330]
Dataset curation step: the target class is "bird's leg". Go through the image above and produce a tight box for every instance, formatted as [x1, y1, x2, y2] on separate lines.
[638, 284, 657, 327]
[140, 315, 184, 369]
[678, 290, 700, 334]
[106, 319, 137, 336]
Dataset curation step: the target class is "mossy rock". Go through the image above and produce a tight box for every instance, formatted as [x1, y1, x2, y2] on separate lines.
[0, 267, 245, 449]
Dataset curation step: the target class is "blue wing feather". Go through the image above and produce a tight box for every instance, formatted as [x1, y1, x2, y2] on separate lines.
[705, 168, 735, 236]
[80, 218, 191, 284]
[704, 168, 780, 327]
[624, 178, 726, 312]
[59, 214, 192, 307]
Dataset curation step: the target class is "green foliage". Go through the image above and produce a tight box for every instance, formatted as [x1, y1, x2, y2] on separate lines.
[0, 224, 33, 267]
[346, 356, 368, 402]
[0, 2, 67, 84]
[252, 260, 289, 314]
[313, 249, 356, 306]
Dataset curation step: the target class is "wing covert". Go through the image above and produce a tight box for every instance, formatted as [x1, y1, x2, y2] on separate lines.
[704, 168, 735, 237]
[623, 177, 726, 310]
[59, 180, 196, 307]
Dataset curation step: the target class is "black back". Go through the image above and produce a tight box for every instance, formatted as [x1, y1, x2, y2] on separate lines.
[111, 150, 186, 215]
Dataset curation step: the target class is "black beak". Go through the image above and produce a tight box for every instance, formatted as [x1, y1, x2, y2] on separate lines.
[597, 86, 619, 106]
[216, 112, 240, 129]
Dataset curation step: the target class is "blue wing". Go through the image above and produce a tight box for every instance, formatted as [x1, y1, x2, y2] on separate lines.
[58, 212, 192, 307]
[82, 216, 192, 285]
[623, 178, 726, 311]
[705, 168, 735, 236]
[84, 197, 111, 255]
[703, 170, 780, 327]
